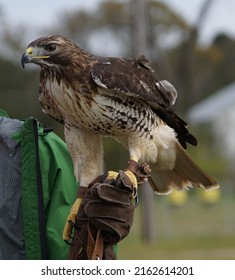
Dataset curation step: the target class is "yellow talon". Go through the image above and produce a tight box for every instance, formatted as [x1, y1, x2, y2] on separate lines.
[106, 170, 119, 181]
[124, 170, 138, 189]
[107, 170, 138, 189]
[107, 170, 138, 198]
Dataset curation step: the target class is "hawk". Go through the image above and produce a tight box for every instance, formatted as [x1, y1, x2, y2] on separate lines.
[21, 35, 219, 194]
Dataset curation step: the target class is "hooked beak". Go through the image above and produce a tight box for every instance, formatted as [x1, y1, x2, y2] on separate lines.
[21, 46, 49, 68]
[21, 47, 33, 68]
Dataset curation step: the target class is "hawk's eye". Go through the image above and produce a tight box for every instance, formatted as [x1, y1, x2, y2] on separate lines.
[44, 44, 57, 52]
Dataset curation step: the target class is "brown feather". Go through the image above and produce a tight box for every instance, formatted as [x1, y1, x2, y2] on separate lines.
[149, 141, 219, 194]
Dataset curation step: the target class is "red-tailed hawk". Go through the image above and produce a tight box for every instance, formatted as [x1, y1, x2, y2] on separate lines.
[21, 35, 219, 194]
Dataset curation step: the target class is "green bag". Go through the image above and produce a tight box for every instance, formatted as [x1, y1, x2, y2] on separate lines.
[0, 110, 78, 259]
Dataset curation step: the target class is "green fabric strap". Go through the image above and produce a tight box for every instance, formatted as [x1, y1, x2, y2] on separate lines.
[20, 118, 46, 259]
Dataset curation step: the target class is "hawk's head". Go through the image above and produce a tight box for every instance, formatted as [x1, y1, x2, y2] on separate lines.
[21, 35, 84, 69]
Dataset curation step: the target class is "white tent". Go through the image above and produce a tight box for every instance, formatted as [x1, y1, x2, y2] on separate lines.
[188, 82, 235, 159]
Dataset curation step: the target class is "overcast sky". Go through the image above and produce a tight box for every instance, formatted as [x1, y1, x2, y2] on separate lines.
[1, 0, 235, 45]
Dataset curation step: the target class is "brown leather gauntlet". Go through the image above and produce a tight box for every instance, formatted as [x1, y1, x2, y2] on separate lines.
[69, 170, 136, 260]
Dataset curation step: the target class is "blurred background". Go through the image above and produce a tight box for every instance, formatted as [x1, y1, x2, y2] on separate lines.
[0, 0, 235, 259]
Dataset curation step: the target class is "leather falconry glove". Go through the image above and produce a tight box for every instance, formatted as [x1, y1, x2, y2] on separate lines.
[68, 170, 137, 260]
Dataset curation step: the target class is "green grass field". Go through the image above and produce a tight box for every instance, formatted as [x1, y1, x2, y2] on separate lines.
[119, 189, 235, 260]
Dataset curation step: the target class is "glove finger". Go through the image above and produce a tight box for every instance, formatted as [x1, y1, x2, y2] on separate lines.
[90, 184, 133, 205]
[81, 200, 132, 220]
[62, 198, 83, 240]
[62, 220, 73, 241]
[78, 200, 134, 244]
[90, 217, 133, 244]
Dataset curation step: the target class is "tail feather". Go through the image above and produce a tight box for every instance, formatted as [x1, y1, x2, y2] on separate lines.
[149, 142, 219, 195]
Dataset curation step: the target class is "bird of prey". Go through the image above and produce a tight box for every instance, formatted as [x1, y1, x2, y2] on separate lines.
[21, 35, 219, 194]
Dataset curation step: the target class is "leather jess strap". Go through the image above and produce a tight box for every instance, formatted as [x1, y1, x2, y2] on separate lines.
[87, 225, 103, 260]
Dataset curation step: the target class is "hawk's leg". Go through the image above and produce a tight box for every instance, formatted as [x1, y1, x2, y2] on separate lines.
[64, 123, 104, 186]
[114, 135, 152, 184]
[63, 124, 103, 241]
